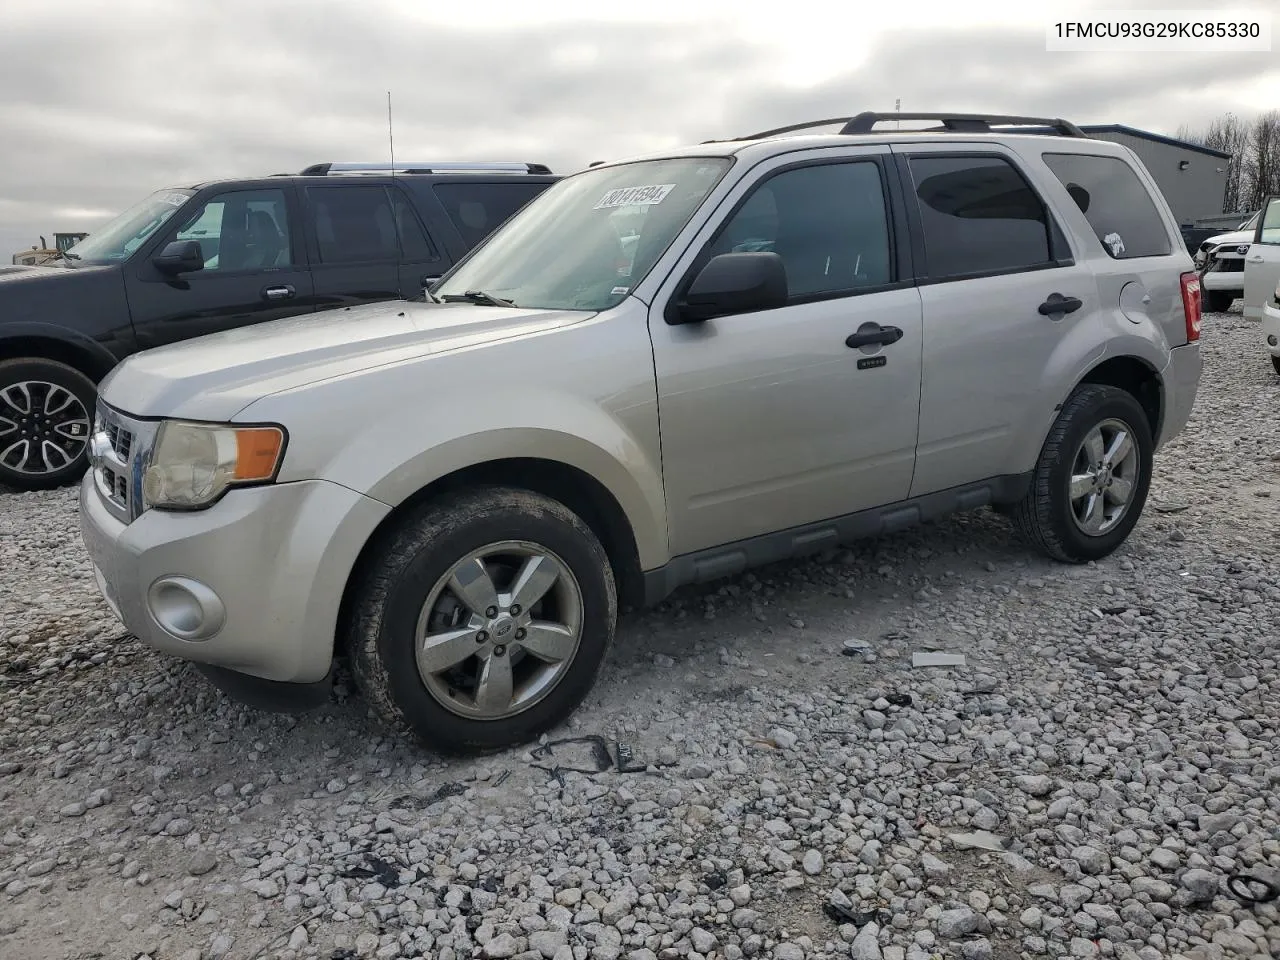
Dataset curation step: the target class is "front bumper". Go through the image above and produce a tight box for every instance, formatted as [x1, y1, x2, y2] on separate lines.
[1201, 266, 1244, 292]
[79, 474, 389, 684]
[1158, 342, 1202, 449]
[1263, 300, 1280, 358]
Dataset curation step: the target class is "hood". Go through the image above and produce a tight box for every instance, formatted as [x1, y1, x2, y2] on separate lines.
[0, 262, 73, 283]
[98, 298, 591, 421]
[1204, 229, 1252, 249]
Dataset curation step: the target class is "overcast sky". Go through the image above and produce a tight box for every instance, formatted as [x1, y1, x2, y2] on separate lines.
[2, 0, 1277, 257]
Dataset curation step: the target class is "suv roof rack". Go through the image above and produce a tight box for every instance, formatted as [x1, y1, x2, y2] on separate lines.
[299, 161, 553, 176]
[732, 112, 1086, 141]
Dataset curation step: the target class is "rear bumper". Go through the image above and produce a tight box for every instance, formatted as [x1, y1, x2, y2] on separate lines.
[79, 474, 390, 684]
[1159, 342, 1201, 449]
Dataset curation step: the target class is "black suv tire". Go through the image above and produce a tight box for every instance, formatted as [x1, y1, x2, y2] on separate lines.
[0, 358, 96, 491]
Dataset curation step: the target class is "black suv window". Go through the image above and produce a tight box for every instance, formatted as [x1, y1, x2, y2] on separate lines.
[1043, 153, 1172, 259]
[433, 182, 547, 247]
[307, 186, 399, 264]
[389, 188, 438, 261]
[908, 155, 1053, 279]
[707, 161, 892, 299]
[173, 189, 292, 272]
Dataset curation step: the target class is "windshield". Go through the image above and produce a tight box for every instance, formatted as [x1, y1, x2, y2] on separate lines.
[1240, 212, 1259, 230]
[434, 157, 732, 311]
[66, 189, 194, 263]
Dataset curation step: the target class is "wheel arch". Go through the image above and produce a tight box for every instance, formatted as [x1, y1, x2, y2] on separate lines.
[336, 457, 648, 663]
[1076, 353, 1164, 443]
[0, 333, 117, 383]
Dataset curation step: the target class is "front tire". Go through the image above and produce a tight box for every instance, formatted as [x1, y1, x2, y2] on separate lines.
[1205, 289, 1235, 313]
[1014, 384, 1153, 563]
[1271, 355, 1280, 376]
[0, 358, 96, 491]
[346, 486, 617, 754]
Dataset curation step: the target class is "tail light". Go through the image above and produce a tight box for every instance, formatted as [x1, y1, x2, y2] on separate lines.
[1180, 272, 1201, 342]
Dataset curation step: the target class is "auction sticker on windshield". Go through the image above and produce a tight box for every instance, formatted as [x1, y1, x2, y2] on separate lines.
[159, 192, 189, 207]
[594, 184, 676, 210]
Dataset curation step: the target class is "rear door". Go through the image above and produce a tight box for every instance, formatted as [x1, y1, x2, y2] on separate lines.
[125, 185, 316, 349]
[1244, 196, 1280, 320]
[899, 146, 1100, 498]
[301, 184, 401, 311]
[387, 183, 448, 298]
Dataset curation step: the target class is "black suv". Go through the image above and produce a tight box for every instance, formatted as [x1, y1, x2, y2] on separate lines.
[0, 160, 558, 491]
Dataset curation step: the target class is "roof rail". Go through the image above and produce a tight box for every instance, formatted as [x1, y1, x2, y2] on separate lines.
[298, 161, 553, 176]
[737, 112, 1086, 141]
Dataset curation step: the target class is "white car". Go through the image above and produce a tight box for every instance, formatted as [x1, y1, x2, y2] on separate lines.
[1242, 195, 1280, 375]
[1263, 284, 1280, 375]
[1195, 211, 1258, 313]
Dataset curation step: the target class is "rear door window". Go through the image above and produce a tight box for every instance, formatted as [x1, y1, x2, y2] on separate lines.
[1042, 153, 1172, 259]
[906, 154, 1055, 280]
[433, 182, 548, 247]
[306, 185, 399, 264]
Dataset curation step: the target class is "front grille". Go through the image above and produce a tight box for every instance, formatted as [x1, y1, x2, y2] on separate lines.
[106, 422, 133, 461]
[92, 404, 156, 525]
[103, 466, 128, 508]
[1207, 257, 1245, 274]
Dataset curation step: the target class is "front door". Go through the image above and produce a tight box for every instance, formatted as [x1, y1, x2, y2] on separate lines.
[1243, 195, 1280, 320]
[649, 151, 924, 557]
[126, 187, 315, 349]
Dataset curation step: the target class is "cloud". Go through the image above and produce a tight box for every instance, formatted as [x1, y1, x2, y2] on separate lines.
[0, 0, 1276, 257]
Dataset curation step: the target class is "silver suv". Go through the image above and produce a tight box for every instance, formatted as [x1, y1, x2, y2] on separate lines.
[79, 112, 1203, 754]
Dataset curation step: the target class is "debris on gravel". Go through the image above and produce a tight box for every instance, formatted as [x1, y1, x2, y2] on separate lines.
[1, 311, 1278, 959]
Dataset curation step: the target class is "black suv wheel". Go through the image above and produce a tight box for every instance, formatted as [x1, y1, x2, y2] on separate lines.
[0, 359, 96, 491]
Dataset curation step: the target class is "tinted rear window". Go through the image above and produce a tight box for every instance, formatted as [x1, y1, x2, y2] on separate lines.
[1042, 153, 1172, 259]
[433, 182, 548, 247]
[907, 154, 1053, 279]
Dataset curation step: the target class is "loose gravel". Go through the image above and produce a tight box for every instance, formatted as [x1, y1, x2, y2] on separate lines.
[1, 310, 1278, 960]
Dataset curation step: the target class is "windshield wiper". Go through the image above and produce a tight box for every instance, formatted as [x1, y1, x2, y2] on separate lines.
[439, 289, 516, 307]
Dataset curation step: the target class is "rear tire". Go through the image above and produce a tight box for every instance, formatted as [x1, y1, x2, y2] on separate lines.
[1013, 384, 1153, 564]
[1271, 355, 1280, 376]
[1204, 290, 1235, 313]
[0, 358, 96, 491]
[346, 486, 617, 754]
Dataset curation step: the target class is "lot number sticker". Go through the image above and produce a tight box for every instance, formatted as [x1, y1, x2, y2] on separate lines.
[594, 184, 676, 210]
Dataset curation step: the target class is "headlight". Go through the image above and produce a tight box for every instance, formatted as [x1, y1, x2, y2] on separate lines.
[142, 420, 286, 509]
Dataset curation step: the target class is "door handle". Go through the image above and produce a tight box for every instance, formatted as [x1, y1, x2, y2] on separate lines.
[1038, 293, 1083, 316]
[1248, 256, 1265, 264]
[262, 285, 295, 301]
[845, 324, 904, 349]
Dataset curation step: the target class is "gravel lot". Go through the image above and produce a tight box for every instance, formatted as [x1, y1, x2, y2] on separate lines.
[1, 310, 1278, 960]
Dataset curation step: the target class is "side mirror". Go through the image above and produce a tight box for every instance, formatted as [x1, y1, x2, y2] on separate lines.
[153, 240, 205, 276]
[672, 252, 788, 324]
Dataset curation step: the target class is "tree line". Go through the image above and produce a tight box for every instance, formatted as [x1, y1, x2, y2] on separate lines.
[1177, 111, 1280, 215]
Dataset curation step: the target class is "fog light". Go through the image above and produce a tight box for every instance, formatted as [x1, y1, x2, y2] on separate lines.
[147, 576, 225, 641]
[1269, 335, 1278, 347]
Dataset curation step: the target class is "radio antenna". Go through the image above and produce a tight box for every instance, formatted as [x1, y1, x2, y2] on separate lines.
[387, 90, 396, 177]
